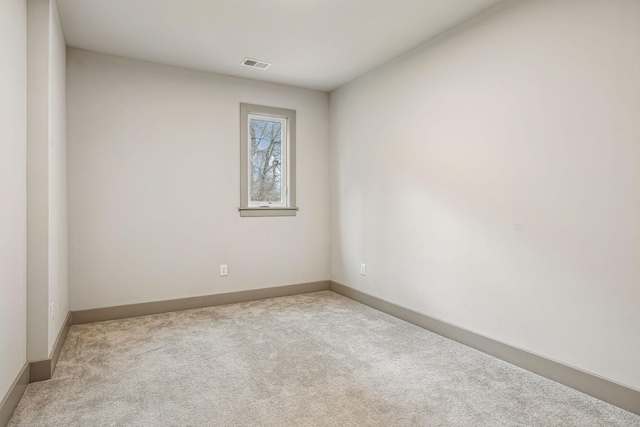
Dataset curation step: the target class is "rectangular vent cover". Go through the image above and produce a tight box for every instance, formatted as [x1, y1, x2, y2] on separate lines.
[241, 58, 271, 70]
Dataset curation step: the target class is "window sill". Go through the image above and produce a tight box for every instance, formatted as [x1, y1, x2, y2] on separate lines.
[238, 207, 299, 217]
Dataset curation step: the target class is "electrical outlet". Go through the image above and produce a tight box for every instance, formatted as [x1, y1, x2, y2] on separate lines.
[50, 301, 55, 323]
[360, 263, 366, 276]
[220, 264, 228, 276]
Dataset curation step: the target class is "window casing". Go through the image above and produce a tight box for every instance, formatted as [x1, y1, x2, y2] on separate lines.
[239, 104, 297, 217]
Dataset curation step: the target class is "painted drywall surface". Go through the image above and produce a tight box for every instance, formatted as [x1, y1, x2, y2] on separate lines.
[48, 0, 69, 353]
[0, 0, 27, 400]
[27, 0, 69, 361]
[27, 0, 52, 361]
[330, 0, 640, 390]
[67, 49, 330, 310]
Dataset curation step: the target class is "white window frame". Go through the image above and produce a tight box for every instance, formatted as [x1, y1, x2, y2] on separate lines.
[239, 103, 297, 217]
[247, 113, 288, 208]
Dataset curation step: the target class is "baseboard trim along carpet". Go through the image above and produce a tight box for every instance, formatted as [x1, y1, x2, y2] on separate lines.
[29, 282, 331, 384]
[71, 280, 331, 325]
[329, 281, 640, 416]
[29, 312, 72, 383]
[0, 363, 29, 427]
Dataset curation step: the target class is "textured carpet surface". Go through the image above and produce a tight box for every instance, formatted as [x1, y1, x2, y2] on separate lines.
[9, 291, 640, 426]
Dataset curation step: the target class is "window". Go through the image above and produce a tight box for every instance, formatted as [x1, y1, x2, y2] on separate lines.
[239, 103, 297, 217]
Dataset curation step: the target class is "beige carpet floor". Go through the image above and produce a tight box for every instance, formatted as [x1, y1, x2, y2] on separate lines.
[8, 291, 640, 426]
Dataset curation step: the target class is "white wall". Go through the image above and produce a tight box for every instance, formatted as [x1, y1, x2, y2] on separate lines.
[330, 0, 640, 390]
[0, 0, 27, 400]
[27, 0, 68, 361]
[67, 49, 330, 310]
[48, 0, 68, 352]
[27, 0, 51, 362]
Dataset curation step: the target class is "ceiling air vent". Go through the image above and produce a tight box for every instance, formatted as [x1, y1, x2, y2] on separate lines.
[241, 58, 271, 70]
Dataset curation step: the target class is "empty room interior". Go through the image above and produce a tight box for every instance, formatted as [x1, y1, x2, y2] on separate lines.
[2, 0, 640, 425]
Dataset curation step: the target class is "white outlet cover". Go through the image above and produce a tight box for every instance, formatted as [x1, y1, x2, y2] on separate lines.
[360, 264, 366, 276]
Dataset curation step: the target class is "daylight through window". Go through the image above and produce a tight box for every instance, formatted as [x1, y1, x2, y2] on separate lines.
[239, 104, 297, 217]
[249, 114, 286, 205]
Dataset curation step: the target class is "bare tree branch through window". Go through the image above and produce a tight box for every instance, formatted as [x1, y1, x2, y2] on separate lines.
[249, 118, 282, 202]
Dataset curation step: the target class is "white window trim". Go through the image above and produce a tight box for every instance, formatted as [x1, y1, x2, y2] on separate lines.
[239, 103, 297, 217]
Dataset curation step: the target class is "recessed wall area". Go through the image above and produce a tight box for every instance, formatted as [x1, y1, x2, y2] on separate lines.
[66, 49, 330, 310]
[26, 0, 69, 364]
[330, 0, 640, 390]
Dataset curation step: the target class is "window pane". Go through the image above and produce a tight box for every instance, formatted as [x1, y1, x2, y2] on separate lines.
[249, 118, 283, 203]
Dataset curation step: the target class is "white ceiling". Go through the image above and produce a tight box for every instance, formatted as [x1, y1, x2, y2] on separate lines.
[56, 0, 505, 92]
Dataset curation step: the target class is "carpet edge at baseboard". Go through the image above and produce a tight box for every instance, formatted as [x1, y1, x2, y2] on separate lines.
[50, 312, 72, 372]
[329, 281, 640, 416]
[28, 281, 331, 384]
[0, 363, 29, 427]
[27, 360, 51, 384]
[71, 280, 331, 325]
[29, 311, 72, 383]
